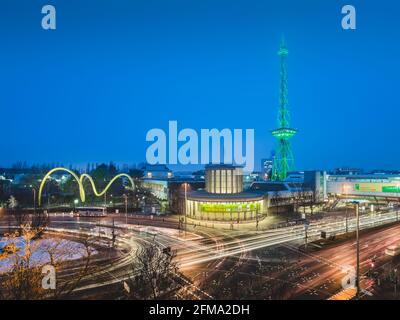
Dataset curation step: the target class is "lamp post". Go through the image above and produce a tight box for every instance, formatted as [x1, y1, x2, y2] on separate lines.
[353, 201, 360, 297]
[46, 182, 50, 207]
[30, 185, 36, 214]
[123, 194, 128, 224]
[256, 206, 259, 230]
[342, 184, 350, 233]
[184, 183, 188, 238]
[304, 220, 309, 251]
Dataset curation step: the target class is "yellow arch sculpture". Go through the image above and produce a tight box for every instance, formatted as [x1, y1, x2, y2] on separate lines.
[38, 167, 135, 206]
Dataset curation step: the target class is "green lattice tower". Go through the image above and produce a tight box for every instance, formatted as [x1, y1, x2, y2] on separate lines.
[271, 39, 297, 181]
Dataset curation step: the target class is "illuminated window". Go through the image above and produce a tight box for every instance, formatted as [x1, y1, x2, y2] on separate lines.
[215, 170, 220, 193]
[227, 170, 232, 193]
[221, 170, 226, 193]
[210, 170, 214, 193]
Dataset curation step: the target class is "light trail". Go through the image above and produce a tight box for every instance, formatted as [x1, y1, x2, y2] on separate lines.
[46, 210, 400, 271]
[174, 210, 400, 267]
[4, 209, 396, 297]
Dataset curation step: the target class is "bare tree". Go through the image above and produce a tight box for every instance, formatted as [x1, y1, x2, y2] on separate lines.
[0, 227, 47, 300]
[126, 240, 180, 299]
[7, 196, 29, 231]
[308, 190, 320, 216]
[45, 234, 97, 299]
[31, 211, 50, 238]
[8, 195, 18, 210]
[271, 190, 281, 215]
[0, 227, 97, 300]
[291, 183, 303, 214]
[295, 184, 314, 216]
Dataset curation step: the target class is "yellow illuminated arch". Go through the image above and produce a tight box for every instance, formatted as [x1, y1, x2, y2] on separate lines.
[38, 168, 85, 206]
[79, 173, 135, 197]
[38, 168, 135, 206]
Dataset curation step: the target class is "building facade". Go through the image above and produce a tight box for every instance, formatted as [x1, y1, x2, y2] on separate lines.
[261, 157, 274, 180]
[326, 174, 400, 199]
[186, 165, 265, 222]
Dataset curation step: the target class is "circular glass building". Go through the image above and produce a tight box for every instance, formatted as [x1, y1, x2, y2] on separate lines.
[186, 165, 264, 222]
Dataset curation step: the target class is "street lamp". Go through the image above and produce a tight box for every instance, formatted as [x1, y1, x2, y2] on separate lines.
[73, 199, 79, 212]
[30, 185, 36, 214]
[183, 183, 188, 237]
[123, 194, 128, 224]
[396, 183, 400, 222]
[179, 183, 189, 237]
[343, 184, 351, 233]
[352, 200, 361, 297]
[304, 220, 309, 251]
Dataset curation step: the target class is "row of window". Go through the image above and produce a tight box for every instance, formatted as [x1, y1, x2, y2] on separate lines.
[206, 169, 243, 194]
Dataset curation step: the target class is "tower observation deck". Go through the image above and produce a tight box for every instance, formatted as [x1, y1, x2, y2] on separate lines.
[271, 39, 297, 181]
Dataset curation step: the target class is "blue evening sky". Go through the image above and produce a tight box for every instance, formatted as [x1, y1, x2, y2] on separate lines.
[0, 0, 399, 171]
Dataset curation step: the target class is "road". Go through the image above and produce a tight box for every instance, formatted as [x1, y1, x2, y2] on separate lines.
[250, 221, 400, 299]
[2, 209, 400, 299]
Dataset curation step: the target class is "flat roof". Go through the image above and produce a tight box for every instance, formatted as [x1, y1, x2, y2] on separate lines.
[328, 174, 400, 180]
[205, 164, 243, 170]
[250, 182, 289, 192]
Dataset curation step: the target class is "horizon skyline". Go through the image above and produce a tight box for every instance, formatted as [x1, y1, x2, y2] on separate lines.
[2, 159, 400, 174]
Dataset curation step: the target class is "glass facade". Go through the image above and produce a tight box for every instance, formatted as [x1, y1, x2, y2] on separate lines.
[186, 199, 263, 222]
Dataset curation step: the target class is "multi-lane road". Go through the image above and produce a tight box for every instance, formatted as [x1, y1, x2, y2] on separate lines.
[2, 209, 400, 299]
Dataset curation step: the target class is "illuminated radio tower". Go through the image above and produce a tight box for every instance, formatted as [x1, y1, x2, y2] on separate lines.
[271, 39, 297, 181]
